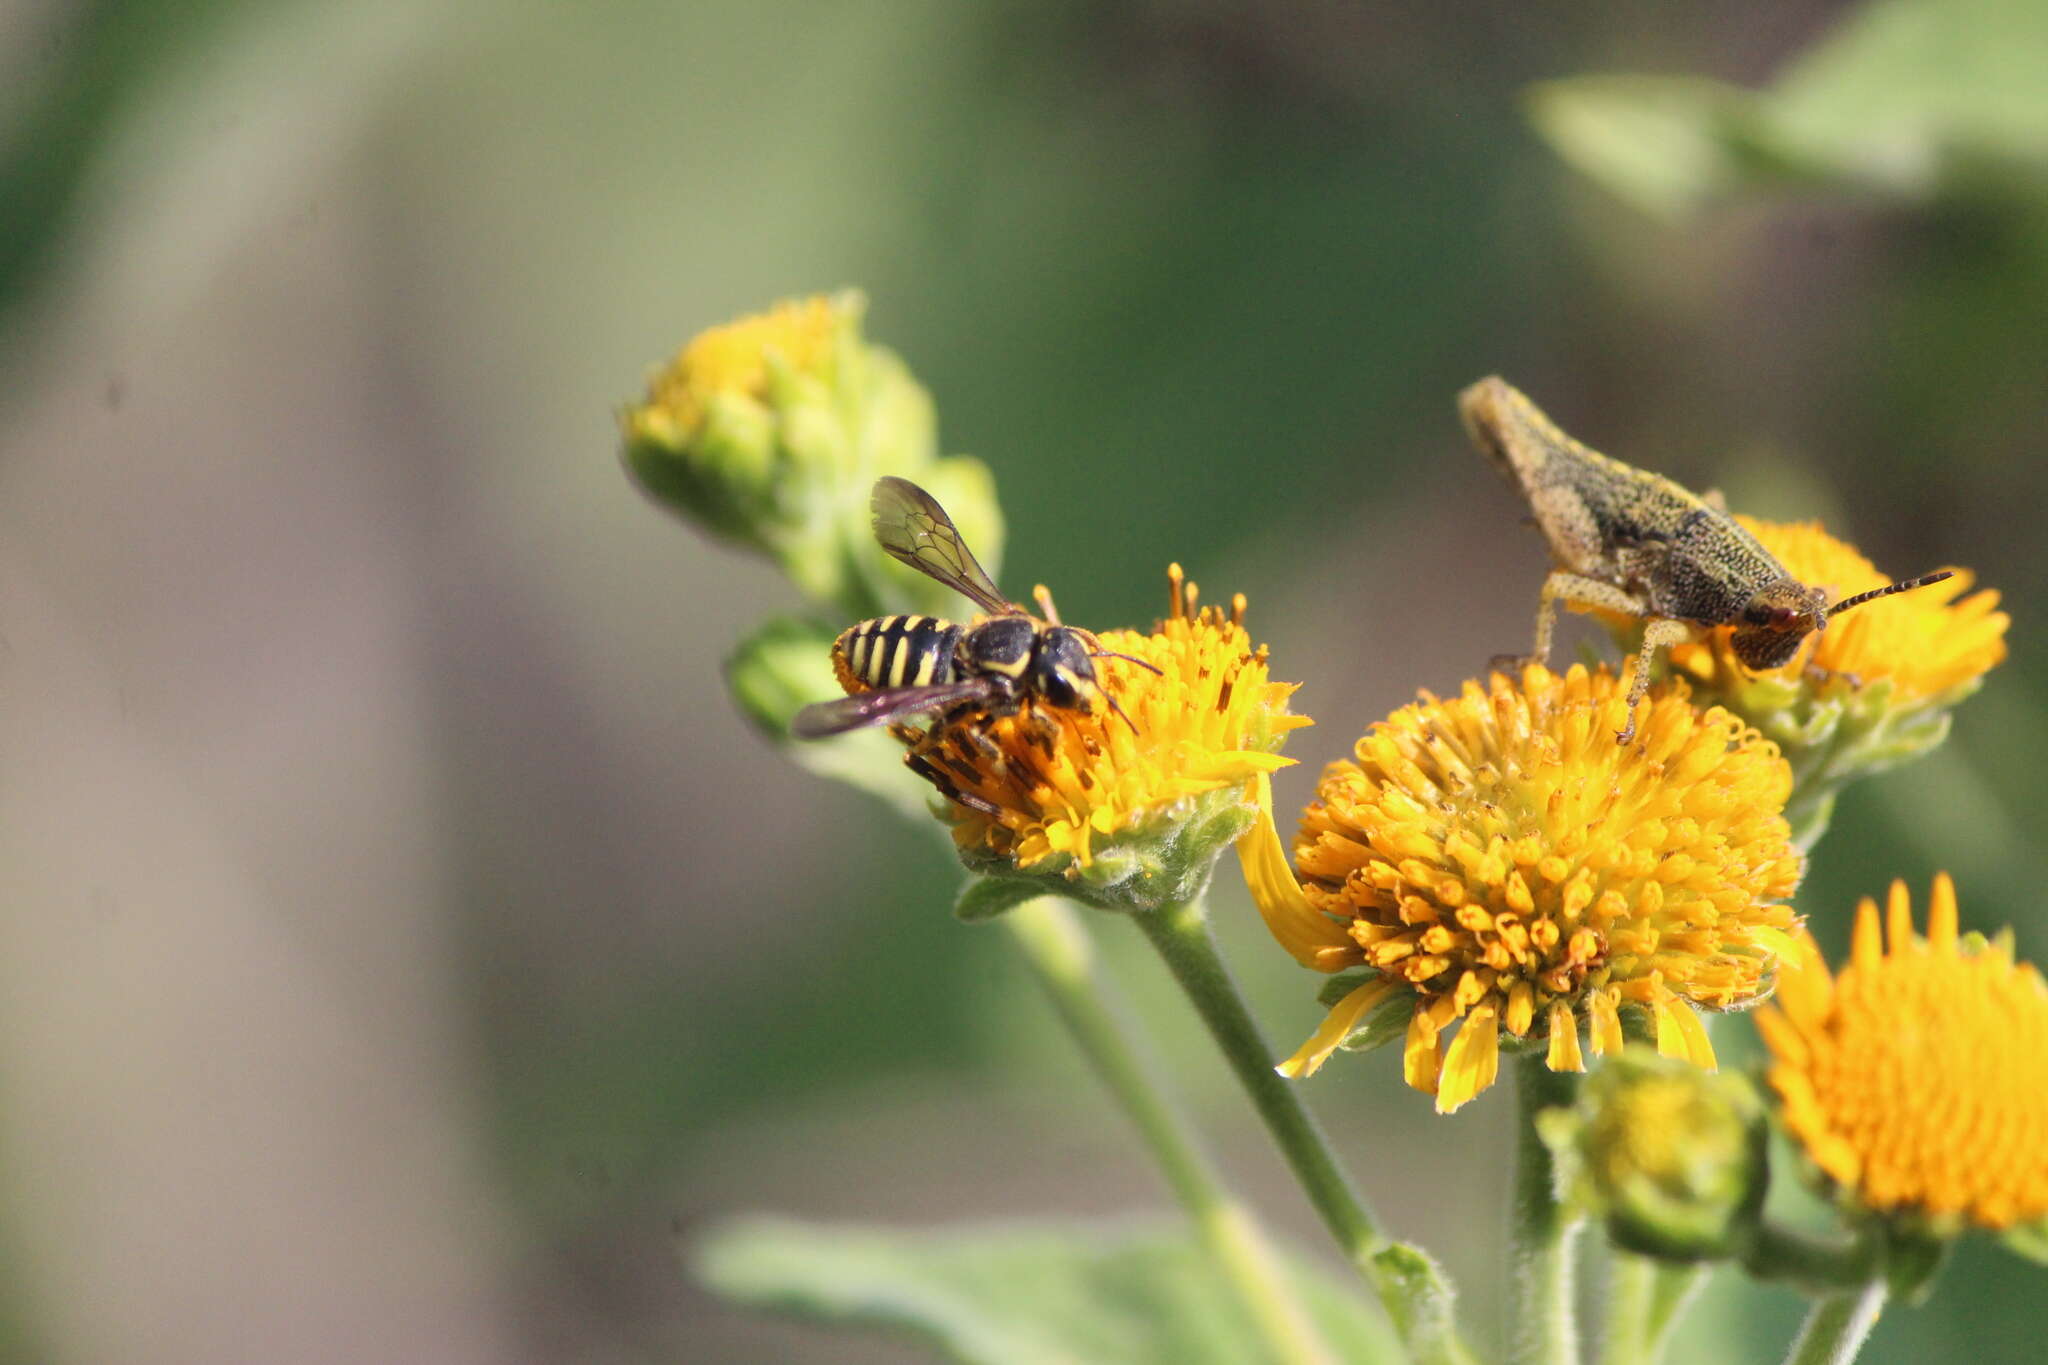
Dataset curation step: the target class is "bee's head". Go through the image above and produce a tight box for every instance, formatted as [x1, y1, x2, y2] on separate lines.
[1730, 578, 1828, 670]
[1030, 626, 1100, 710]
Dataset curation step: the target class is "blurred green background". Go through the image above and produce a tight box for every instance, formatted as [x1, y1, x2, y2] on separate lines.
[1, 1, 2041, 1361]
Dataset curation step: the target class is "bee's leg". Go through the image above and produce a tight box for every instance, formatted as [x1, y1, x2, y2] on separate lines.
[1033, 583, 1062, 626]
[1492, 571, 1648, 675]
[1617, 617, 1692, 744]
[905, 752, 1003, 817]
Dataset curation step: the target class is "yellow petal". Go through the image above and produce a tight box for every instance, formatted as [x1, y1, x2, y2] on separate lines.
[1545, 1002, 1585, 1073]
[1276, 976, 1403, 1080]
[1927, 871, 1958, 956]
[1238, 772, 1357, 969]
[1403, 1006, 1444, 1095]
[1588, 990, 1624, 1057]
[1436, 1004, 1501, 1114]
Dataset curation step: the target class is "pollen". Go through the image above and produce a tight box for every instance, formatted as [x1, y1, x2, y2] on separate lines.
[1672, 518, 2007, 701]
[1757, 875, 2048, 1231]
[630, 294, 842, 444]
[1245, 664, 1803, 1113]
[912, 566, 1309, 878]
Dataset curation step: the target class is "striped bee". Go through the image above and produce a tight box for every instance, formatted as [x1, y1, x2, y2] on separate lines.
[792, 478, 1152, 780]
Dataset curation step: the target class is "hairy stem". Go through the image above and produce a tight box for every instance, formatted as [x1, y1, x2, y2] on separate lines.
[1782, 1282, 1886, 1365]
[1005, 898, 1337, 1365]
[1509, 1053, 1581, 1365]
[1132, 896, 1476, 1365]
[1601, 1252, 1706, 1365]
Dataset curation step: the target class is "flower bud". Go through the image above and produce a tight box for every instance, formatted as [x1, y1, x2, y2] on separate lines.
[1538, 1047, 1767, 1261]
[622, 292, 1002, 619]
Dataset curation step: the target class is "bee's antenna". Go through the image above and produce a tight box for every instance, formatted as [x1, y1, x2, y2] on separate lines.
[1827, 570, 1954, 618]
[1105, 691, 1141, 735]
[1092, 650, 1165, 677]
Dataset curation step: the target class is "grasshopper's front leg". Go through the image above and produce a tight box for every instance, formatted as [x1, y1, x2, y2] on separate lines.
[1619, 617, 1692, 744]
[1492, 570, 1652, 674]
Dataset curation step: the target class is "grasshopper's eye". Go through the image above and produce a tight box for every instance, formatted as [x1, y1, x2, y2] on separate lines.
[1744, 601, 1800, 630]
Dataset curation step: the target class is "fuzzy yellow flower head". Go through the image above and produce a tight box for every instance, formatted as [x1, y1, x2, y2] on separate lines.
[1245, 664, 1804, 1113]
[918, 566, 1310, 913]
[1758, 875, 2048, 1238]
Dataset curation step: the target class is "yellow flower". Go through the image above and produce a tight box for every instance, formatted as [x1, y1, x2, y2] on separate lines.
[1667, 517, 2007, 701]
[626, 294, 841, 449]
[1244, 664, 1804, 1113]
[915, 566, 1310, 910]
[1757, 874, 2048, 1232]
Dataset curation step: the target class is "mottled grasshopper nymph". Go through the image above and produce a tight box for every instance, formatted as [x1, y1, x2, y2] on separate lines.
[1460, 376, 1952, 743]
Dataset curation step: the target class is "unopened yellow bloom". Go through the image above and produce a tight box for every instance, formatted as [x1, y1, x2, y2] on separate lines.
[1669, 517, 2007, 701]
[916, 567, 1309, 910]
[621, 291, 1000, 617]
[628, 294, 842, 448]
[1245, 664, 1803, 1113]
[1758, 875, 2048, 1232]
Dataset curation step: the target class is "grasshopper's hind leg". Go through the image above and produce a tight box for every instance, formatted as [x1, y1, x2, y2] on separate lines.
[1492, 571, 1651, 676]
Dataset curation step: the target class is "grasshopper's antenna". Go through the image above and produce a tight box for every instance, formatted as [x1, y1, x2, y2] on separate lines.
[1827, 571, 1954, 618]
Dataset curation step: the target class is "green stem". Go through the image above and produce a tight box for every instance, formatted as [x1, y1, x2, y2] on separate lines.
[1600, 1252, 1706, 1365]
[1004, 899, 1337, 1365]
[1509, 1053, 1581, 1365]
[1132, 896, 1473, 1365]
[1782, 1282, 1886, 1365]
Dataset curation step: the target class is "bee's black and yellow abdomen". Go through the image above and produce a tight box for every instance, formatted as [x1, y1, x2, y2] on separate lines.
[835, 615, 965, 692]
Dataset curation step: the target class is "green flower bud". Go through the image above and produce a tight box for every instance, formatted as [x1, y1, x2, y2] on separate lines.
[1538, 1047, 1767, 1262]
[622, 291, 1003, 620]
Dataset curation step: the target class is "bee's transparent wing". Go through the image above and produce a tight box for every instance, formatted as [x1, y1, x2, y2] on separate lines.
[871, 476, 1013, 615]
[790, 677, 997, 739]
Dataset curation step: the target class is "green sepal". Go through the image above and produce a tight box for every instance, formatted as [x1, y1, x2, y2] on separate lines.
[1880, 1224, 1952, 1305]
[1998, 1216, 2048, 1266]
[954, 877, 1047, 924]
[956, 787, 1257, 916]
[694, 1215, 1402, 1365]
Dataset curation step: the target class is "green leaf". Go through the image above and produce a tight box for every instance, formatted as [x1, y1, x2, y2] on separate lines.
[724, 617, 938, 825]
[694, 1216, 1401, 1365]
[1524, 76, 1767, 221]
[1528, 0, 2048, 217]
[1371, 1243, 1476, 1365]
